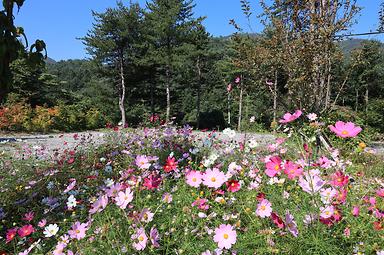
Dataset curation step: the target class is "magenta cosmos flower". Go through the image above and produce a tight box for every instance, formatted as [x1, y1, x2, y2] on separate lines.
[131, 227, 148, 251]
[279, 110, 302, 124]
[256, 199, 272, 218]
[68, 221, 88, 240]
[186, 170, 203, 188]
[265, 156, 282, 177]
[17, 224, 34, 238]
[329, 121, 362, 138]
[283, 161, 303, 180]
[203, 168, 227, 189]
[213, 224, 237, 249]
[115, 188, 134, 209]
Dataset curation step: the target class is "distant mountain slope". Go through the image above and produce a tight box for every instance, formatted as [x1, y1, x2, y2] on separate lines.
[45, 57, 56, 64]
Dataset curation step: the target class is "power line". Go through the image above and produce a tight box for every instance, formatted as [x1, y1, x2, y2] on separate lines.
[335, 31, 384, 39]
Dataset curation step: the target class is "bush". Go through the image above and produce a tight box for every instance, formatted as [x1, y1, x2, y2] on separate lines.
[199, 109, 226, 130]
[0, 101, 32, 131]
[28, 106, 59, 132]
[364, 99, 384, 134]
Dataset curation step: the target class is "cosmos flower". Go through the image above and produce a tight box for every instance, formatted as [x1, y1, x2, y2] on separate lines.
[18, 225, 34, 238]
[279, 110, 302, 124]
[285, 211, 299, 237]
[265, 156, 282, 177]
[320, 205, 334, 219]
[213, 224, 237, 249]
[203, 168, 228, 189]
[329, 121, 362, 138]
[186, 170, 203, 188]
[283, 161, 303, 179]
[131, 227, 148, 251]
[139, 208, 154, 223]
[6, 227, 18, 243]
[164, 156, 178, 173]
[44, 224, 60, 238]
[226, 180, 241, 192]
[149, 227, 160, 248]
[135, 155, 151, 170]
[115, 188, 134, 209]
[256, 199, 272, 218]
[143, 174, 162, 190]
[89, 195, 108, 214]
[68, 221, 88, 240]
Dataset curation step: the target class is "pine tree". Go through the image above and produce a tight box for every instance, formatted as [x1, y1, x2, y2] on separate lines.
[82, 1, 144, 126]
[144, 0, 202, 123]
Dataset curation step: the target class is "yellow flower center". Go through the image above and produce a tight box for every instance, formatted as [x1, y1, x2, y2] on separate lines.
[138, 236, 144, 241]
[274, 164, 279, 170]
[223, 233, 229, 239]
[76, 230, 81, 234]
[341, 130, 349, 135]
[211, 177, 216, 182]
[261, 205, 266, 211]
[192, 177, 197, 182]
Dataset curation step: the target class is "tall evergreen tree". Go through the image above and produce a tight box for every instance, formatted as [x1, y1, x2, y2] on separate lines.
[82, 2, 143, 126]
[144, 0, 202, 123]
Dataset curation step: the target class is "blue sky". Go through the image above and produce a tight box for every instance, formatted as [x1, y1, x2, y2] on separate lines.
[14, 0, 384, 60]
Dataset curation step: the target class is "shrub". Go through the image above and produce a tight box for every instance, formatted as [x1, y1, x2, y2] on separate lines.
[0, 101, 32, 131]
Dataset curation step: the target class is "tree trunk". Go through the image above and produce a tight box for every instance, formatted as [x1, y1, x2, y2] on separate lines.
[165, 66, 171, 123]
[355, 89, 359, 112]
[237, 76, 244, 132]
[273, 70, 278, 125]
[365, 86, 369, 112]
[150, 80, 155, 115]
[196, 57, 202, 129]
[119, 53, 126, 127]
[227, 92, 231, 126]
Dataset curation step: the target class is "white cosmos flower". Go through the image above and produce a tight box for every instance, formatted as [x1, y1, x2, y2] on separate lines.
[223, 128, 236, 139]
[66, 195, 77, 209]
[43, 224, 59, 237]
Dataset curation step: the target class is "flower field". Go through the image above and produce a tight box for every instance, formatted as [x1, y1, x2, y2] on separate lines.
[0, 112, 383, 255]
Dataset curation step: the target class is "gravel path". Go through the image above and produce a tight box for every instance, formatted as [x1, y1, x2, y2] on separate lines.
[0, 130, 275, 157]
[0, 130, 382, 157]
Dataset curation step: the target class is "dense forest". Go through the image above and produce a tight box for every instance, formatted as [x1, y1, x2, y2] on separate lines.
[2, 0, 384, 134]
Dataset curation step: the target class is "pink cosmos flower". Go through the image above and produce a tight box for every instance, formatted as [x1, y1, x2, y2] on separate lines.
[23, 212, 34, 222]
[106, 183, 122, 197]
[256, 199, 272, 218]
[329, 121, 362, 138]
[135, 155, 151, 170]
[162, 193, 173, 203]
[68, 221, 88, 240]
[38, 219, 47, 228]
[285, 211, 299, 237]
[115, 188, 134, 209]
[186, 170, 203, 188]
[139, 208, 154, 223]
[320, 187, 337, 204]
[17, 225, 34, 238]
[279, 110, 302, 124]
[192, 198, 210, 211]
[203, 168, 227, 189]
[63, 179, 76, 193]
[213, 224, 237, 249]
[330, 171, 349, 187]
[298, 171, 325, 194]
[265, 156, 282, 177]
[131, 227, 148, 251]
[317, 156, 331, 169]
[320, 205, 334, 219]
[352, 206, 360, 217]
[376, 188, 384, 198]
[283, 161, 303, 180]
[89, 195, 108, 214]
[6, 227, 18, 243]
[149, 227, 160, 248]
